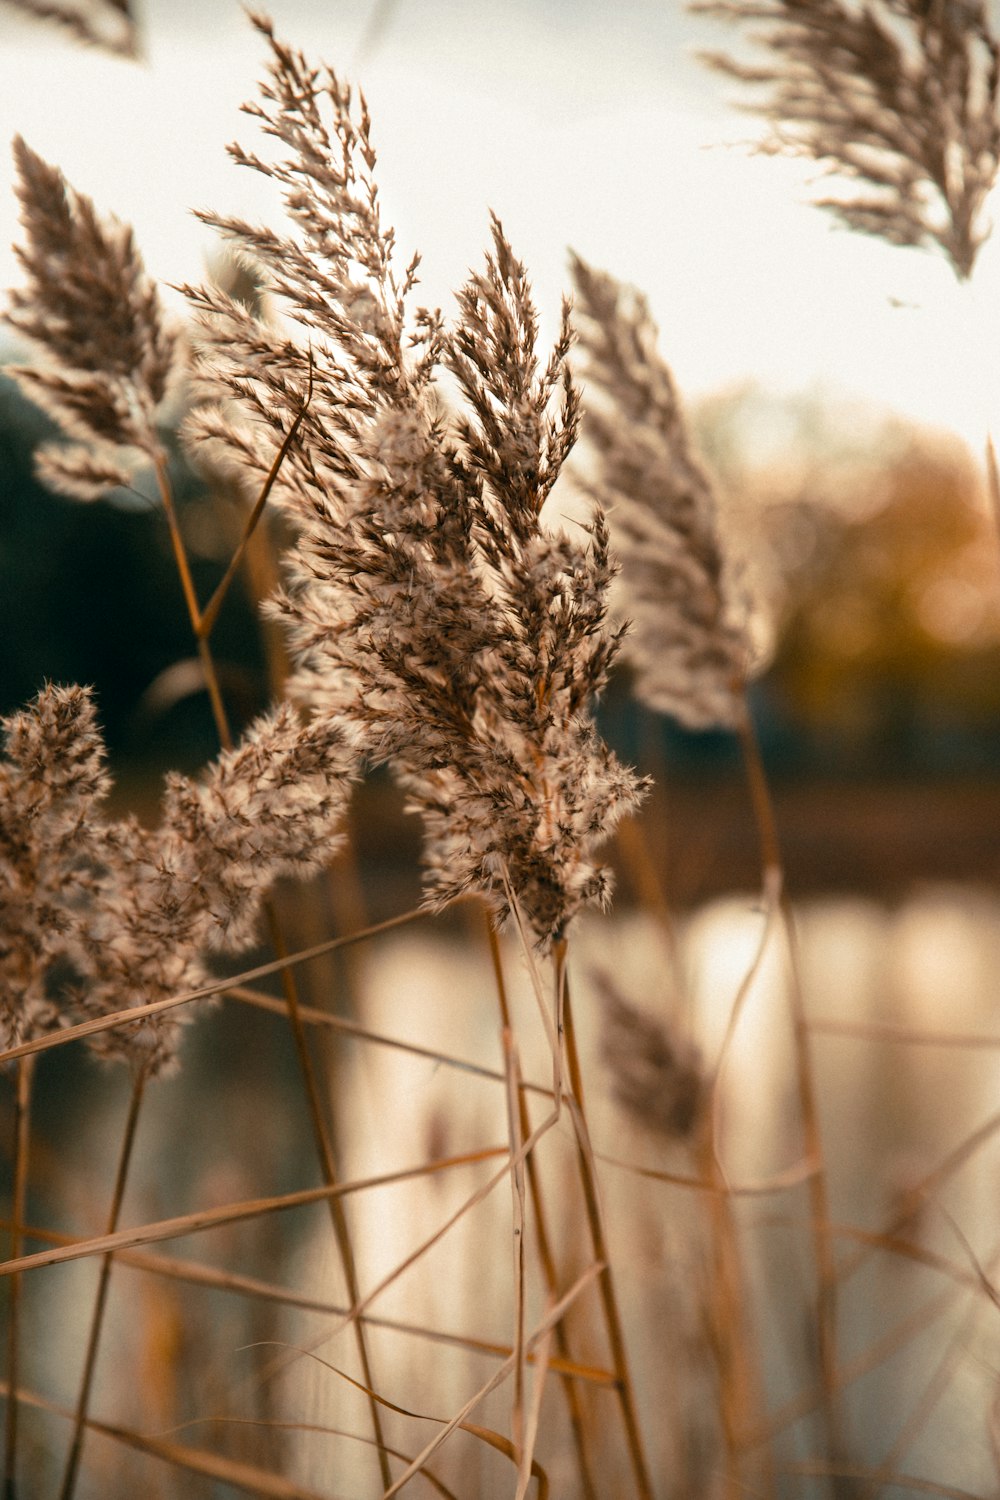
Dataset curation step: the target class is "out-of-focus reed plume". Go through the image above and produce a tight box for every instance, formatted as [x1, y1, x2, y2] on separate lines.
[0, 0, 139, 58]
[596, 971, 706, 1141]
[7, 136, 177, 499]
[693, 0, 1000, 280]
[570, 254, 750, 731]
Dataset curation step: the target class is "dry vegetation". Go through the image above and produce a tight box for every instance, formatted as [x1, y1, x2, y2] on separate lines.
[2, 3, 1000, 1498]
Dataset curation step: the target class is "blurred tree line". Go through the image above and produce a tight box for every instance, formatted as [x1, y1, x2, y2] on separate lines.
[3, 358, 999, 784]
[696, 387, 1000, 775]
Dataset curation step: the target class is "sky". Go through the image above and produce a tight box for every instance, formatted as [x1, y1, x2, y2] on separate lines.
[1, 0, 998, 451]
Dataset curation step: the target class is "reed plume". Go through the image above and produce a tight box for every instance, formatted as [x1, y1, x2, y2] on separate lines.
[183, 17, 643, 945]
[597, 971, 706, 1141]
[0, 0, 138, 58]
[1, 685, 353, 1074]
[694, 0, 1000, 280]
[0, 684, 111, 1052]
[570, 253, 749, 731]
[7, 134, 177, 500]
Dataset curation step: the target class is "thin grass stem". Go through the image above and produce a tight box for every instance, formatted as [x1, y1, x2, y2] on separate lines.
[485, 919, 599, 1500]
[557, 943, 655, 1500]
[3, 1056, 34, 1500]
[377, 1263, 604, 1499]
[502, 1026, 527, 1456]
[0, 1221, 619, 1386]
[152, 455, 232, 750]
[2, 1379, 332, 1500]
[57, 1063, 148, 1500]
[0, 1147, 508, 1281]
[197, 356, 313, 641]
[694, 1114, 771, 1496]
[261, 906, 393, 1489]
[737, 699, 843, 1471]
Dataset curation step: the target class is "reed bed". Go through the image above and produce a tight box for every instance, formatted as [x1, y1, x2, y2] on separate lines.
[2, 4, 1000, 1497]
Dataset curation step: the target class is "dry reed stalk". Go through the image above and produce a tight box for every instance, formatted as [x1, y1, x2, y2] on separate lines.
[374, 1263, 604, 1500]
[2, 1055, 33, 1500]
[857, 1273, 993, 1500]
[808, 1017, 1000, 1048]
[57, 1064, 147, 1500]
[216, 1420, 464, 1500]
[595, 971, 770, 1491]
[502, 1026, 528, 1460]
[986, 435, 1000, 560]
[736, 705, 846, 1468]
[0, 1146, 508, 1282]
[485, 918, 600, 1500]
[232, 974, 550, 1091]
[611, 812, 687, 1011]
[798, 1221, 985, 1297]
[556, 952, 656, 1500]
[515, 1321, 554, 1500]
[256, 901, 393, 1488]
[238, 1119, 567, 1448]
[596, 1147, 818, 1199]
[492, 876, 654, 1494]
[0, 1380, 332, 1500]
[153, 437, 360, 1294]
[267, 1340, 554, 1497]
[0, 1219, 619, 1387]
[694, 1121, 769, 1498]
[175, 28, 647, 1486]
[150, 456, 233, 751]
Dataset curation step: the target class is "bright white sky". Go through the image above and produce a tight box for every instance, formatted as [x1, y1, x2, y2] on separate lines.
[1, 0, 998, 451]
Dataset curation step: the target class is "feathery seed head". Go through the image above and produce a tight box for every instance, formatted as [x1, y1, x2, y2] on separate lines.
[4, 0, 140, 58]
[1, 687, 353, 1074]
[0, 684, 112, 1051]
[189, 23, 643, 943]
[571, 254, 749, 731]
[598, 973, 707, 1141]
[8, 137, 175, 406]
[6, 137, 178, 498]
[694, 0, 1000, 279]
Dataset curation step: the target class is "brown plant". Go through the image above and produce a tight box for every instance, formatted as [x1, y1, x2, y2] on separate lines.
[694, 0, 1000, 279]
[571, 253, 750, 731]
